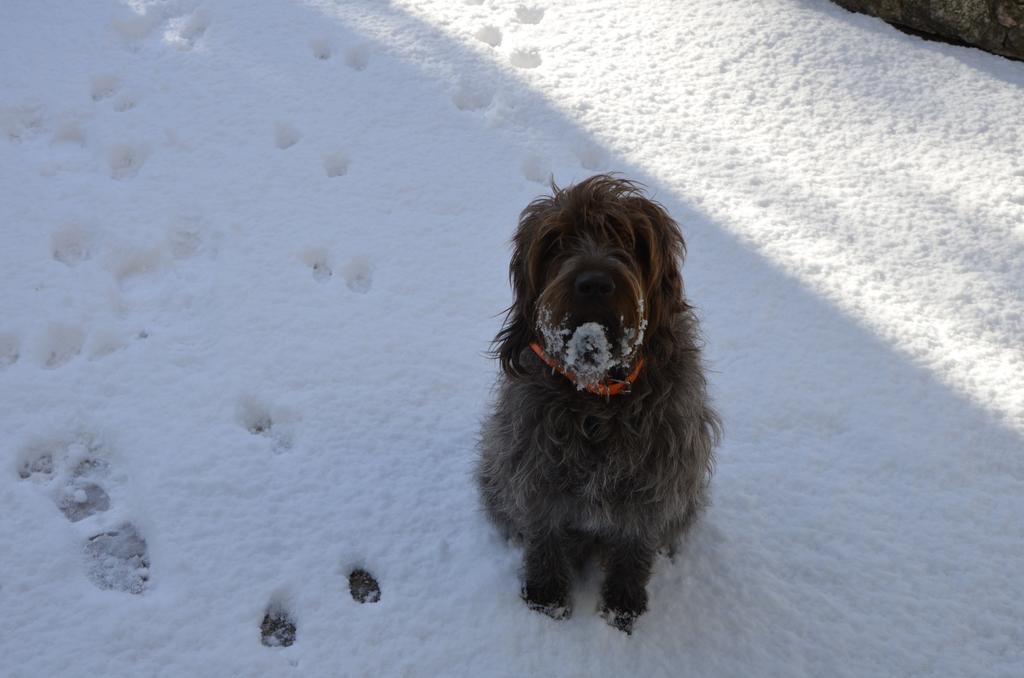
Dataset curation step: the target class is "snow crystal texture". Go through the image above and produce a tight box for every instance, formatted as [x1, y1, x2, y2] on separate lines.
[1, 1, 1022, 677]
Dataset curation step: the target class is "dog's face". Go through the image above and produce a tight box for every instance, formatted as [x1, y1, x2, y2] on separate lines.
[496, 175, 687, 382]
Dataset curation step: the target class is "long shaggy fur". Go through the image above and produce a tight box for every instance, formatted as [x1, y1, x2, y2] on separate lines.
[477, 175, 721, 632]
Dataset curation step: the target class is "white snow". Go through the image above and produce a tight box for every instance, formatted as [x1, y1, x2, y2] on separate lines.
[1, 1, 1023, 677]
[537, 303, 646, 388]
[563, 322, 613, 387]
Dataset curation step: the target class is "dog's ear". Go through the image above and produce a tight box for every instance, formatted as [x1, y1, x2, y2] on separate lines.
[494, 193, 555, 376]
[626, 195, 687, 356]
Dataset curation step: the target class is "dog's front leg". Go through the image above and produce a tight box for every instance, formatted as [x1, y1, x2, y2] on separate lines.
[521, 529, 572, 620]
[600, 539, 654, 634]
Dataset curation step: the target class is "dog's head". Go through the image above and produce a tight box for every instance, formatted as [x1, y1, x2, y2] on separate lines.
[496, 175, 687, 384]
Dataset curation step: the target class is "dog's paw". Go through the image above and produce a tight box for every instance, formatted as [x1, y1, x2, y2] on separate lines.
[521, 583, 571, 620]
[600, 584, 647, 634]
[600, 605, 641, 634]
[525, 597, 572, 620]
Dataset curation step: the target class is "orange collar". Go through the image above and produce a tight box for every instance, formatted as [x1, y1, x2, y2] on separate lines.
[529, 342, 644, 397]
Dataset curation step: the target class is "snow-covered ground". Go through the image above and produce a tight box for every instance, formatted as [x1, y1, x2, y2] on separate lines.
[2, 0, 1022, 676]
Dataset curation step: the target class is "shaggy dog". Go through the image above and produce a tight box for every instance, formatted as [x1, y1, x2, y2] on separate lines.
[477, 175, 721, 633]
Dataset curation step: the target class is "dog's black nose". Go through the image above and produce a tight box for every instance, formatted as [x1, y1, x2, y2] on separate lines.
[574, 271, 615, 298]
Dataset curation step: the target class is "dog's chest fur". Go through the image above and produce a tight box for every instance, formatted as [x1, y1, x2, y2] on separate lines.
[478, 314, 718, 547]
[540, 399, 647, 502]
[482, 361, 689, 538]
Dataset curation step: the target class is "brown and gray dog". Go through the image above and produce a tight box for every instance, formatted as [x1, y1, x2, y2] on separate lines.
[477, 175, 721, 634]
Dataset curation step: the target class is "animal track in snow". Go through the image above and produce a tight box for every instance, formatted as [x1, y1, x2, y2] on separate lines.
[85, 523, 150, 594]
[348, 568, 381, 603]
[261, 603, 297, 647]
[520, 155, 550, 184]
[51, 119, 86, 146]
[90, 75, 120, 102]
[515, 6, 546, 24]
[310, 37, 332, 60]
[299, 247, 332, 283]
[238, 396, 295, 451]
[167, 219, 206, 260]
[106, 243, 164, 282]
[112, 91, 138, 113]
[20, 435, 150, 594]
[452, 80, 494, 111]
[345, 45, 370, 71]
[87, 329, 131, 361]
[341, 256, 372, 293]
[573, 141, 607, 171]
[60, 480, 112, 522]
[108, 142, 148, 179]
[52, 226, 93, 266]
[474, 26, 502, 47]
[18, 436, 113, 523]
[40, 324, 85, 369]
[0, 104, 44, 142]
[0, 333, 19, 368]
[164, 9, 210, 51]
[274, 122, 301, 150]
[18, 453, 54, 480]
[111, 7, 161, 42]
[323, 151, 348, 178]
[510, 49, 542, 69]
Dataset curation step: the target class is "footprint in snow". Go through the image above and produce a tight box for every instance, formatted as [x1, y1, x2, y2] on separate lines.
[112, 91, 138, 113]
[299, 247, 332, 283]
[108, 142, 148, 180]
[1, 104, 45, 142]
[452, 80, 494, 111]
[111, 7, 161, 42]
[474, 25, 502, 47]
[51, 119, 86, 146]
[261, 603, 297, 647]
[19, 437, 112, 523]
[18, 435, 150, 594]
[238, 396, 295, 452]
[40, 324, 86, 369]
[510, 49, 542, 69]
[323, 151, 348, 178]
[345, 45, 369, 71]
[573, 141, 607, 171]
[0, 333, 20, 369]
[85, 523, 150, 594]
[341, 256, 372, 294]
[274, 122, 301, 150]
[348, 568, 381, 603]
[90, 75, 120, 102]
[52, 225, 93, 267]
[167, 218, 208, 260]
[520, 155, 551, 184]
[164, 9, 210, 51]
[310, 37, 332, 60]
[515, 6, 546, 24]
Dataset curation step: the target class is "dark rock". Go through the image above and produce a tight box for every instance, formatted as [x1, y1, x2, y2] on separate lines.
[833, 0, 1024, 60]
